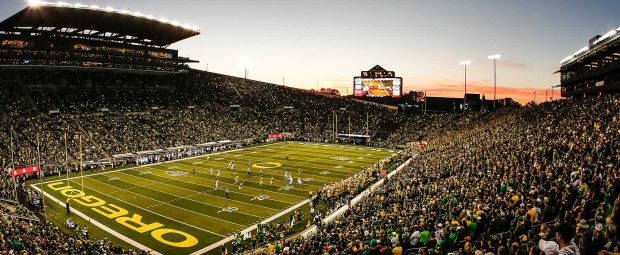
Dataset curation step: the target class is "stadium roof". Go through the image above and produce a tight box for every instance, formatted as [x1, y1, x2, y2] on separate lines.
[560, 26, 620, 67]
[0, 2, 200, 47]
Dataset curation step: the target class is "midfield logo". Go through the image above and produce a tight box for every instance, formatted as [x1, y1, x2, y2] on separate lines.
[250, 195, 270, 201]
[166, 171, 188, 176]
[217, 207, 238, 213]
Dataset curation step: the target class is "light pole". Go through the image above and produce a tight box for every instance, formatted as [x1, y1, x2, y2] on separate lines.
[239, 57, 250, 79]
[488, 54, 501, 111]
[459, 60, 471, 112]
[424, 91, 427, 114]
[551, 84, 561, 101]
[551, 86, 554, 101]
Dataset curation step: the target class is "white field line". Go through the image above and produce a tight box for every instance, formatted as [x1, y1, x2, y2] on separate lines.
[36, 141, 397, 254]
[192, 147, 404, 255]
[171, 161, 325, 189]
[204, 142, 382, 193]
[190, 199, 310, 255]
[188, 151, 361, 180]
[167, 162, 321, 193]
[176, 143, 391, 189]
[30, 184, 163, 255]
[38, 143, 276, 185]
[301, 154, 410, 239]
[153, 142, 380, 198]
[83, 176, 246, 229]
[62, 178, 227, 237]
[101, 171, 268, 219]
[250, 144, 389, 171]
[137, 165, 306, 203]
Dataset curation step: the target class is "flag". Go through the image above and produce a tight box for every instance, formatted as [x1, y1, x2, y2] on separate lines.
[11, 165, 40, 177]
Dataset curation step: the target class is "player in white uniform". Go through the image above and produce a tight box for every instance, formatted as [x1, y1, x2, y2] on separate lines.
[298, 176, 302, 186]
[259, 177, 264, 186]
[215, 179, 219, 190]
[210, 168, 214, 175]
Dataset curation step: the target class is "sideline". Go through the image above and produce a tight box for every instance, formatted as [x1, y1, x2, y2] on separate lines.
[189, 199, 310, 255]
[300, 156, 413, 239]
[37, 143, 276, 185]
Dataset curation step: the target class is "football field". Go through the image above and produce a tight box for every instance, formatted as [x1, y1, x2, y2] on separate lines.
[32, 141, 397, 254]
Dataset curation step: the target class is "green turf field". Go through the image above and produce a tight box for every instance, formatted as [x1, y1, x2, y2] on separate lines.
[32, 141, 397, 255]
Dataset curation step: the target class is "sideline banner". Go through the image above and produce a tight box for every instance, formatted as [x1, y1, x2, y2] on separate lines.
[268, 133, 283, 139]
[11, 165, 40, 177]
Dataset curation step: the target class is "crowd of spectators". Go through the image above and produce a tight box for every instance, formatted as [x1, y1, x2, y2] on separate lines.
[0, 69, 397, 173]
[255, 94, 620, 255]
[1, 68, 620, 255]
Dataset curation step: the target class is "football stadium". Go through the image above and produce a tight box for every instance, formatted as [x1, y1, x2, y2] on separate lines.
[1, 0, 620, 255]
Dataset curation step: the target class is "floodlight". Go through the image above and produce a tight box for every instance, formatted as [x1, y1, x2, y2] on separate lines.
[239, 57, 251, 68]
[488, 54, 501, 60]
[28, 0, 42, 6]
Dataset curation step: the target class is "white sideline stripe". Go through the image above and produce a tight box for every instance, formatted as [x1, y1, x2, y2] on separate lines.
[189, 199, 310, 255]
[39, 143, 276, 185]
[30, 184, 163, 255]
[301, 152, 410, 239]
[62, 178, 227, 237]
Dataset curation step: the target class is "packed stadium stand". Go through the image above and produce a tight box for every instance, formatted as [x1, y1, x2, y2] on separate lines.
[1, 2, 620, 255]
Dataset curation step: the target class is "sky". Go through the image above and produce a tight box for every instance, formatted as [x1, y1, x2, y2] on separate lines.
[1, 0, 619, 104]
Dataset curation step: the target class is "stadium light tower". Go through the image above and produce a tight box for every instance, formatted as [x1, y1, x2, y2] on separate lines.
[459, 60, 471, 112]
[488, 54, 501, 111]
[239, 57, 251, 79]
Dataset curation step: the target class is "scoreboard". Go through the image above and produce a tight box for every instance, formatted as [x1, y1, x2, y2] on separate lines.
[353, 65, 402, 98]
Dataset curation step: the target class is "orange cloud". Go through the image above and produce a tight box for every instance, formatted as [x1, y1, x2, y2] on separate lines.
[414, 79, 555, 105]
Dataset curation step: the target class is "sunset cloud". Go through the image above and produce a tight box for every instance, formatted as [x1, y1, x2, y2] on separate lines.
[420, 79, 556, 105]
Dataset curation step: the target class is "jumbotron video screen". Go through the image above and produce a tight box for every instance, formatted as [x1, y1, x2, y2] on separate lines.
[354, 77, 402, 98]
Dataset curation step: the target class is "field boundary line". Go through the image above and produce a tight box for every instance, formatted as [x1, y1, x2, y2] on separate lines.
[300, 152, 410, 239]
[30, 184, 163, 255]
